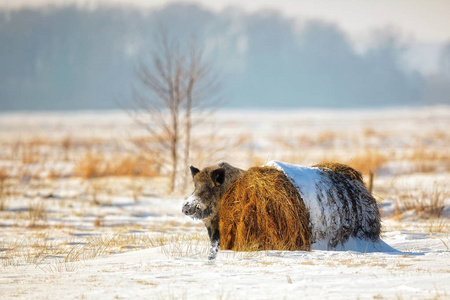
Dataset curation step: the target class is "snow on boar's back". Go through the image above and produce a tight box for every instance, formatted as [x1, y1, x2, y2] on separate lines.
[267, 161, 381, 249]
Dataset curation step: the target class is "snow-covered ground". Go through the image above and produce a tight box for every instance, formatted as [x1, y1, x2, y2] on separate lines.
[1, 230, 449, 300]
[0, 107, 449, 299]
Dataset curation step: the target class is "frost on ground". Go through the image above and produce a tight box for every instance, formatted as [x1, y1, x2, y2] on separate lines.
[1, 225, 449, 300]
[0, 107, 449, 299]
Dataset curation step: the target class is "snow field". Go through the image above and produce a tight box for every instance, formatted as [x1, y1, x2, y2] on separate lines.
[0, 107, 449, 299]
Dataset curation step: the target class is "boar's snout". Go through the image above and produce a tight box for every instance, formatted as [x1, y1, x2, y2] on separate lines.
[182, 201, 194, 215]
[182, 196, 201, 216]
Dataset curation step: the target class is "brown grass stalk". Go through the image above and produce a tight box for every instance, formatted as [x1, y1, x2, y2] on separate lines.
[395, 182, 448, 218]
[0, 169, 7, 211]
[348, 150, 388, 175]
[73, 152, 159, 179]
[28, 200, 46, 221]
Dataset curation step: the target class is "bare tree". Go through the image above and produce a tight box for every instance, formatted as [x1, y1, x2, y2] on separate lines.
[129, 30, 219, 193]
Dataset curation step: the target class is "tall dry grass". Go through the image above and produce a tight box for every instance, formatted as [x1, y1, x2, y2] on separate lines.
[20, 139, 43, 164]
[0, 168, 6, 211]
[61, 135, 72, 161]
[348, 150, 388, 175]
[0, 231, 208, 268]
[395, 182, 448, 219]
[28, 200, 46, 226]
[73, 152, 159, 178]
[317, 131, 338, 146]
[406, 147, 450, 173]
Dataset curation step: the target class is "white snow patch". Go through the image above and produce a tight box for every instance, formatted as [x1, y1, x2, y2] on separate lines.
[267, 160, 391, 251]
[312, 237, 399, 253]
[267, 161, 329, 240]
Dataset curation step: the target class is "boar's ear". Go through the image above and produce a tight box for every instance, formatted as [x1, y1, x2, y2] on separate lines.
[211, 168, 225, 186]
[190, 166, 200, 178]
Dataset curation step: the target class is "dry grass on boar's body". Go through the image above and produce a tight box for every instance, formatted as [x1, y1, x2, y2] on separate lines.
[218, 166, 311, 251]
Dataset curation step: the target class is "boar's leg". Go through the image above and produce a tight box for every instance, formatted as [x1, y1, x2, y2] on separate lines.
[206, 218, 220, 260]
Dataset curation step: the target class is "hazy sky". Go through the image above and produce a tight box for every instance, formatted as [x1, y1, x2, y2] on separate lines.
[2, 0, 449, 109]
[2, 0, 450, 44]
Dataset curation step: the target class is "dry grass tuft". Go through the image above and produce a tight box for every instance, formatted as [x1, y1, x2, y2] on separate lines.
[20, 139, 42, 164]
[64, 232, 154, 262]
[111, 155, 159, 177]
[394, 182, 448, 219]
[406, 147, 450, 173]
[93, 216, 104, 227]
[426, 219, 449, 234]
[28, 200, 46, 221]
[348, 150, 388, 175]
[0, 169, 7, 211]
[73, 151, 102, 178]
[0, 230, 182, 268]
[156, 233, 210, 258]
[312, 162, 363, 183]
[61, 135, 71, 161]
[219, 166, 311, 252]
[73, 152, 159, 178]
[317, 131, 337, 145]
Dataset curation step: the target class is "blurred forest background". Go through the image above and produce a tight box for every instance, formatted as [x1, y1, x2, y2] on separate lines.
[1, 2, 450, 111]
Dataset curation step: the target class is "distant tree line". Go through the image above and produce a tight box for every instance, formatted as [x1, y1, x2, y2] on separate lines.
[1, 4, 449, 110]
